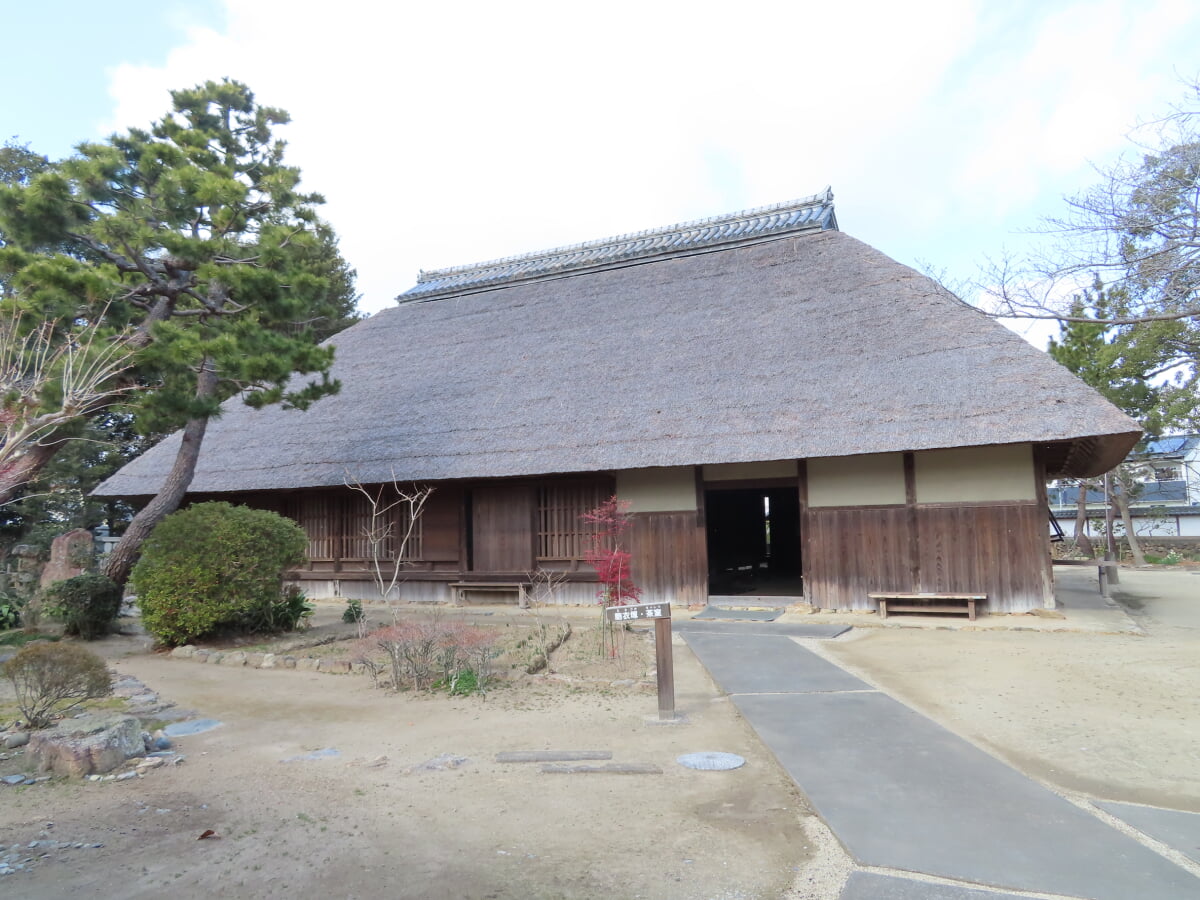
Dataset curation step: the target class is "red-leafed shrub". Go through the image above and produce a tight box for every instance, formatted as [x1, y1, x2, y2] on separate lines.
[582, 496, 642, 658]
[582, 495, 641, 608]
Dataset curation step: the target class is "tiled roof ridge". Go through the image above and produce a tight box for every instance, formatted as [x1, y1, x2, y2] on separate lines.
[399, 188, 836, 302]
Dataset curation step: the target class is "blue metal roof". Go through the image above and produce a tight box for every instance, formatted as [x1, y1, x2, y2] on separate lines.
[1140, 434, 1200, 458]
[397, 190, 838, 303]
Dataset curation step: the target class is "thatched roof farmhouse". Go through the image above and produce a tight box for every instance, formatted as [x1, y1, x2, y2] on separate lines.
[97, 191, 1140, 613]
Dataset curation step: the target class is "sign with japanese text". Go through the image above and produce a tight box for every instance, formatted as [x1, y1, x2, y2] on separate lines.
[605, 601, 672, 623]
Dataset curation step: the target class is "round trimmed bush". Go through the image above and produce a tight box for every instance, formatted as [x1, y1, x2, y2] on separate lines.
[130, 502, 308, 646]
[43, 573, 122, 639]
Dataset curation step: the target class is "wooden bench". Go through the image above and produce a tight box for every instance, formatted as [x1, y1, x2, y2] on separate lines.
[449, 582, 530, 608]
[868, 592, 987, 620]
[1052, 557, 1117, 599]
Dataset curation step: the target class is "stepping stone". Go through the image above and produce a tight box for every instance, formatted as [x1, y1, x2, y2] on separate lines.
[540, 763, 661, 774]
[692, 607, 782, 622]
[496, 750, 611, 763]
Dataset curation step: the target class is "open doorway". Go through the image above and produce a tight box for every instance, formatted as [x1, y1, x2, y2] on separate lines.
[705, 487, 802, 596]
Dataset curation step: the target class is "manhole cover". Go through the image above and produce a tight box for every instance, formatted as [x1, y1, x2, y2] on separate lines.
[676, 751, 746, 771]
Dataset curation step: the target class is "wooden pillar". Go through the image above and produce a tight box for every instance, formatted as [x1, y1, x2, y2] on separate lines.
[903, 452, 920, 591]
[797, 459, 810, 600]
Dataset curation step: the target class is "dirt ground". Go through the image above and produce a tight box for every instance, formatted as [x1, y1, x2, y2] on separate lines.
[0, 609, 841, 900]
[4, 574, 1199, 898]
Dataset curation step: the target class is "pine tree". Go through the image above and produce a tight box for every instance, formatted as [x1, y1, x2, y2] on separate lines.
[1048, 282, 1156, 564]
[0, 80, 358, 584]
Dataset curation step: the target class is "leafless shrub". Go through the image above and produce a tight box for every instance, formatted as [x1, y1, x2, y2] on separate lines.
[2, 642, 112, 729]
[349, 635, 386, 689]
[343, 471, 433, 616]
[363, 617, 498, 693]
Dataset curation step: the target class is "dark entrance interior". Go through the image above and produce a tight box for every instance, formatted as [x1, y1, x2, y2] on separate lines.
[705, 487, 802, 596]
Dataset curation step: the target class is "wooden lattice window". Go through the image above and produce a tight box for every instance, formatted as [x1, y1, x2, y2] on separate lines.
[288, 491, 424, 563]
[537, 480, 607, 560]
[342, 493, 377, 561]
[294, 495, 338, 561]
[341, 490, 424, 562]
[396, 499, 423, 561]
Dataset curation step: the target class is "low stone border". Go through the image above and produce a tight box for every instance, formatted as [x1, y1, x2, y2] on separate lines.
[167, 645, 659, 689]
[168, 645, 366, 675]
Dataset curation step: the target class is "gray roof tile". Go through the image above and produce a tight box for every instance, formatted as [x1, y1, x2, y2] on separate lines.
[399, 190, 837, 303]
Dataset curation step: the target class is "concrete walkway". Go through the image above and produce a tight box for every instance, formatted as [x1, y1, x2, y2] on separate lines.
[681, 627, 1199, 899]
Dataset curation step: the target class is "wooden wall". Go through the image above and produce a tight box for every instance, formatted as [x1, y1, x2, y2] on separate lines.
[201, 451, 1054, 612]
[422, 487, 463, 562]
[802, 450, 1054, 612]
[628, 511, 707, 607]
[804, 507, 911, 609]
[470, 483, 534, 573]
[915, 504, 1050, 612]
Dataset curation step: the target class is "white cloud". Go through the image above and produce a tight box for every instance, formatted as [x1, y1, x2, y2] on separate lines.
[101, 0, 1200, 316]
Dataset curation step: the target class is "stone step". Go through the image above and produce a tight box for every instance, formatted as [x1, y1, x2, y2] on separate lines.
[707, 595, 796, 610]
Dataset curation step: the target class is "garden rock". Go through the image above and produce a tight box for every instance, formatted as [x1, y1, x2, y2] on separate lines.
[38, 529, 93, 589]
[27, 713, 144, 777]
[260, 653, 277, 668]
[220, 651, 247, 667]
[170, 646, 196, 659]
[3, 732, 29, 749]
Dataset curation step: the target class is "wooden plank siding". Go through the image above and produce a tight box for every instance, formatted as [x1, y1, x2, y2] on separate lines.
[627, 511, 708, 607]
[805, 501, 1050, 612]
[471, 483, 536, 573]
[915, 503, 1050, 612]
[421, 487, 462, 562]
[804, 507, 912, 610]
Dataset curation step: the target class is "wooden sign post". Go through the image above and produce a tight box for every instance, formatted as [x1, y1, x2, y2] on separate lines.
[606, 600, 674, 720]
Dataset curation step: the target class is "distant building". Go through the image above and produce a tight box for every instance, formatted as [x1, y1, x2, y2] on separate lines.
[1049, 434, 1200, 537]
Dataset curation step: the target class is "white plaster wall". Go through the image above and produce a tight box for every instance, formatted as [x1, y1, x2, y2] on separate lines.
[285, 579, 451, 603]
[702, 460, 798, 481]
[914, 444, 1036, 503]
[616, 466, 698, 512]
[1058, 512, 1200, 538]
[808, 453, 905, 507]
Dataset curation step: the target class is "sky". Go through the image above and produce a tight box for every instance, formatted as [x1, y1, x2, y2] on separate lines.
[7, 0, 1200, 342]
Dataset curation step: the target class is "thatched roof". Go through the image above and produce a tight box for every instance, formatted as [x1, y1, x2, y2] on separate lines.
[96, 196, 1139, 498]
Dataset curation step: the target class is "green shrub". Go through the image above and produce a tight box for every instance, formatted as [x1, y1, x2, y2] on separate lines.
[237, 585, 313, 633]
[43, 574, 122, 639]
[2, 642, 112, 729]
[0, 592, 22, 630]
[1143, 551, 1182, 565]
[130, 502, 308, 646]
[342, 597, 365, 624]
